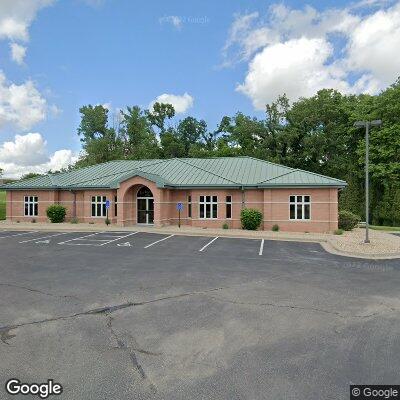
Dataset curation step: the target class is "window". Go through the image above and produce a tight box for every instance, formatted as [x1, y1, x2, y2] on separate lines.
[91, 196, 107, 217]
[137, 186, 153, 197]
[188, 195, 192, 218]
[114, 196, 118, 217]
[24, 196, 38, 216]
[199, 195, 218, 219]
[226, 195, 232, 219]
[289, 195, 311, 220]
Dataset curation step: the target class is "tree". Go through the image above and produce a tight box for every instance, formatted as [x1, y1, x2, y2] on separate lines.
[120, 106, 159, 159]
[76, 105, 122, 166]
[0, 168, 3, 177]
[21, 172, 43, 180]
[146, 102, 175, 134]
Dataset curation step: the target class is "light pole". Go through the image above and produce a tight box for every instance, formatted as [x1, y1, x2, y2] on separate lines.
[353, 119, 382, 243]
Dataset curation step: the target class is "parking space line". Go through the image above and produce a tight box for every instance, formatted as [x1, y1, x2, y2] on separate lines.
[19, 232, 70, 243]
[98, 231, 139, 246]
[58, 232, 102, 244]
[199, 236, 219, 252]
[0, 231, 38, 239]
[144, 234, 174, 249]
[259, 239, 264, 256]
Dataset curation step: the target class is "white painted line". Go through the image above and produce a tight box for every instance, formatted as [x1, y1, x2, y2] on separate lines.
[20, 232, 70, 243]
[0, 231, 38, 239]
[259, 239, 264, 256]
[199, 236, 219, 252]
[58, 232, 102, 245]
[144, 234, 174, 249]
[98, 231, 139, 246]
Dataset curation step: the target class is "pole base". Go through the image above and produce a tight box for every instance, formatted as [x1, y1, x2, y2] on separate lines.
[364, 239, 370, 244]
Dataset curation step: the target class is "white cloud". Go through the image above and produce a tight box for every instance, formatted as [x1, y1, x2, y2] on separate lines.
[149, 92, 194, 114]
[224, 1, 400, 108]
[346, 2, 400, 82]
[0, 133, 78, 178]
[237, 38, 351, 109]
[10, 42, 26, 65]
[159, 15, 182, 30]
[0, 0, 54, 42]
[0, 70, 47, 130]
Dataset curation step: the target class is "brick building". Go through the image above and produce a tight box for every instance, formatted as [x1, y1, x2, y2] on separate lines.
[1, 157, 346, 233]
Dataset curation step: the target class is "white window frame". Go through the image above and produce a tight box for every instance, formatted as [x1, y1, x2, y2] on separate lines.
[226, 195, 232, 219]
[199, 195, 218, 219]
[289, 195, 311, 220]
[24, 196, 38, 216]
[91, 195, 107, 217]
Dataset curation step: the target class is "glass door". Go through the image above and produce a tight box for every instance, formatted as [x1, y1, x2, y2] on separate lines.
[137, 197, 154, 224]
[147, 198, 154, 224]
[137, 198, 147, 224]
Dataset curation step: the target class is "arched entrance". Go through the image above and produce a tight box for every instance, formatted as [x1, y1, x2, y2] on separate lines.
[137, 186, 154, 224]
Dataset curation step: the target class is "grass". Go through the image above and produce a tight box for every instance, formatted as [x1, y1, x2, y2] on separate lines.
[0, 190, 5, 220]
[370, 225, 400, 232]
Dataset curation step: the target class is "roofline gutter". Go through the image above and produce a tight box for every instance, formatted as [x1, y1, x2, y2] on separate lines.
[2, 183, 347, 191]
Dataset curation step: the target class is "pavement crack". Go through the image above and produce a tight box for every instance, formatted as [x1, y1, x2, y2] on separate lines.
[0, 285, 229, 338]
[207, 295, 394, 319]
[105, 313, 157, 394]
[0, 282, 79, 301]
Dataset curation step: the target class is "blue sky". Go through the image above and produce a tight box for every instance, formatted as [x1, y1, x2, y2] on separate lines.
[0, 0, 399, 177]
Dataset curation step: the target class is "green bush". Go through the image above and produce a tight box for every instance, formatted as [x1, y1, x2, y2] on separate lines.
[222, 223, 229, 229]
[240, 208, 263, 230]
[338, 210, 360, 231]
[272, 224, 279, 232]
[105, 218, 111, 226]
[46, 204, 67, 223]
[334, 228, 344, 235]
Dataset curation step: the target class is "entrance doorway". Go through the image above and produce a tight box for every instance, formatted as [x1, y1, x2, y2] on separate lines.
[137, 186, 154, 224]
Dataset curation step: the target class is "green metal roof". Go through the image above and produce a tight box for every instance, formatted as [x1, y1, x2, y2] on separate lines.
[1, 157, 347, 190]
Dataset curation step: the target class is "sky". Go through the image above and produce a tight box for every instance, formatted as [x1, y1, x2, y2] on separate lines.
[0, 0, 399, 177]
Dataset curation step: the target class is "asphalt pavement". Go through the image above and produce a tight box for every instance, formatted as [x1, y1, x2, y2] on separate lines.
[1, 230, 400, 399]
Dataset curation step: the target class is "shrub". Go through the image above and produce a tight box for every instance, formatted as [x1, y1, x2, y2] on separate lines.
[105, 218, 111, 226]
[334, 229, 344, 235]
[222, 223, 229, 229]
[338, 210, 361, 231]
[272, 224, 279, 232]
[31, 218, 36, 223]
[46, 204, 67, 223]
[70, 217, 79, 224]
[240, 208, 263, 230]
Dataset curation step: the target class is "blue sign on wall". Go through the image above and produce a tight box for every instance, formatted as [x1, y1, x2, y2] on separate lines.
[177, 202, 183, 211]
[105, 200, 110, 209]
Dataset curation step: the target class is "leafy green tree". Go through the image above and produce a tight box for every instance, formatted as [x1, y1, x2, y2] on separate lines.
[120, 106, 159, 159]
[76, 105, 122, 166]
[160, 128, 185, 158]
[0, 168, 3, 177]
[21, 172, 43, 180]
[146, 102, 175, 134]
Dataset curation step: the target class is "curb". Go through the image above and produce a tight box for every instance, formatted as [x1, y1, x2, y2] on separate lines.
[322, 241, 400, 260]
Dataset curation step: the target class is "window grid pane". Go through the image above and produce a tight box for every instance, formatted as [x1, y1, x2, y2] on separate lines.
[199, 195, 218, 219]
[24, 195, 38, 216]
[289, 195, 311, 220]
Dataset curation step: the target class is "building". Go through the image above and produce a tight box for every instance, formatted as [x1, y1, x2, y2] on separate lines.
[1, 157, 346, 232]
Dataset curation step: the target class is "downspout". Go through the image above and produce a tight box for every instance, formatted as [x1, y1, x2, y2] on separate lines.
[241, 186, 245, 209]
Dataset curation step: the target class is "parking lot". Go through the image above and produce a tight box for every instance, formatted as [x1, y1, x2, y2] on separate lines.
[1, 229, 400, 399]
